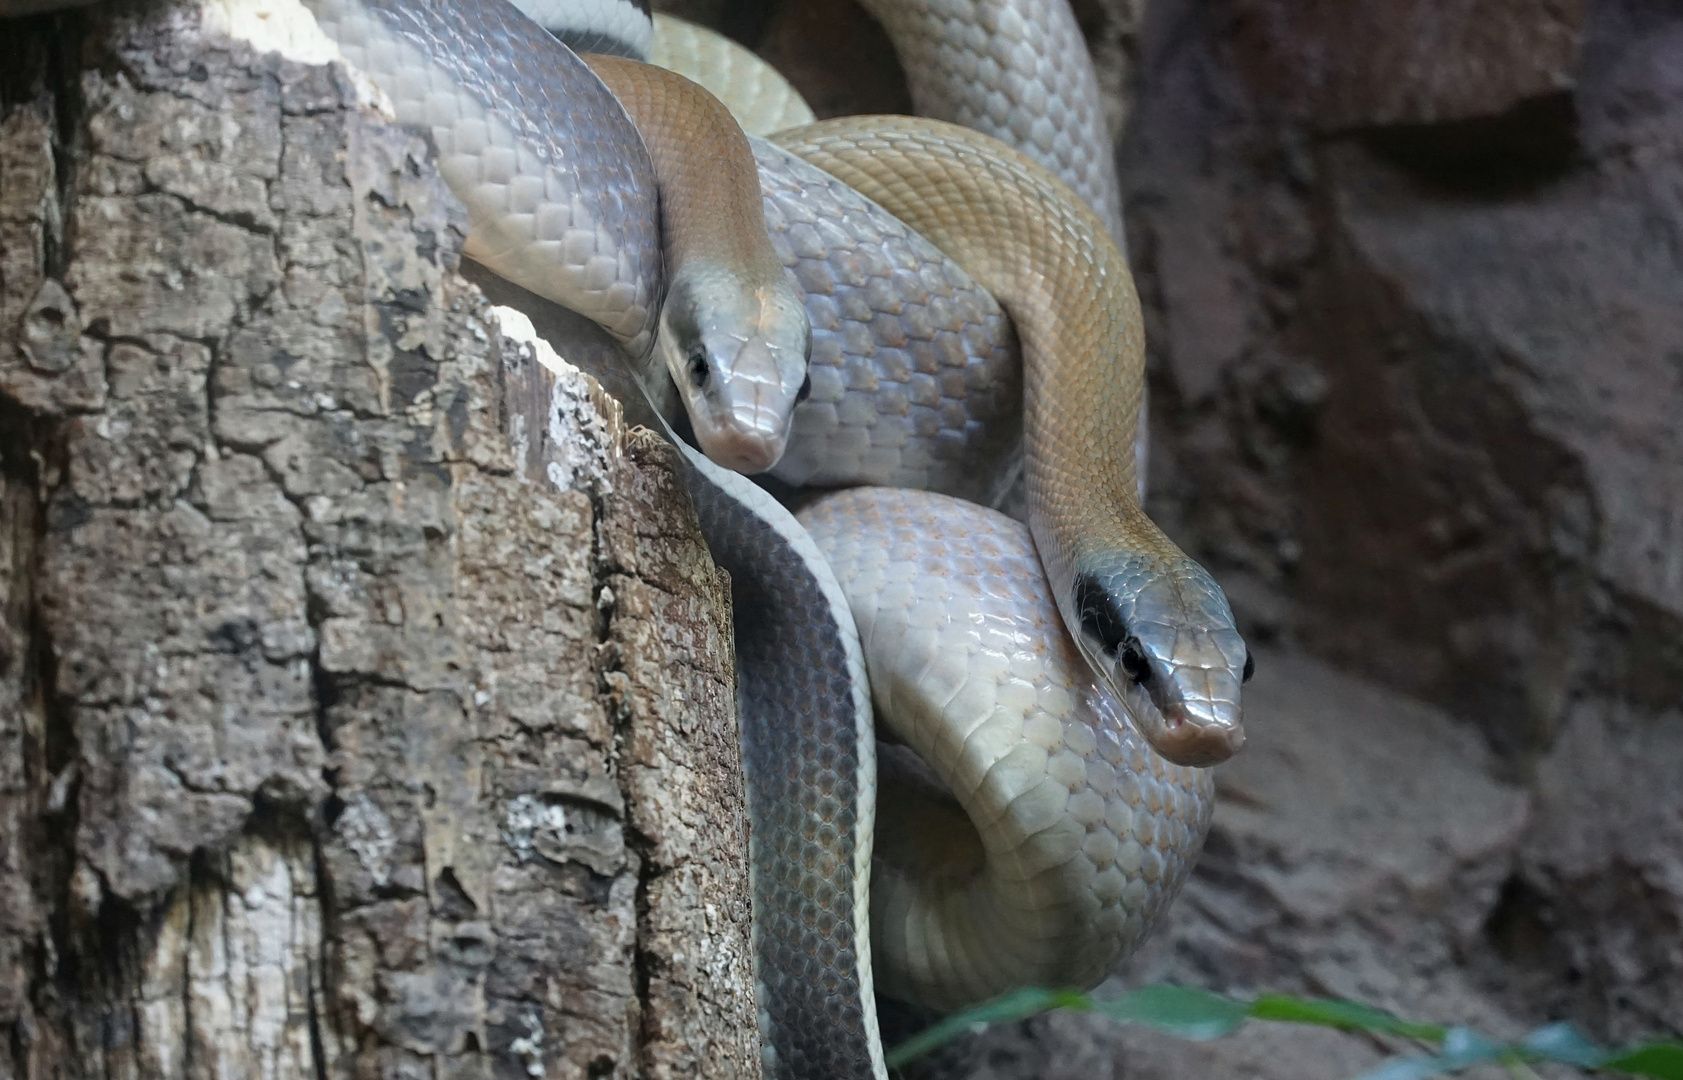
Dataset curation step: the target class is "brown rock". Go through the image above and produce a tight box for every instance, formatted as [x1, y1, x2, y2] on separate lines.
[1228, 0, 1588, 130]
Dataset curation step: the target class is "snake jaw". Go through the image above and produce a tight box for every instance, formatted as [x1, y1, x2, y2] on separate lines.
[1072, 557, 1250, 768]
[1136, 655, 1247, 767]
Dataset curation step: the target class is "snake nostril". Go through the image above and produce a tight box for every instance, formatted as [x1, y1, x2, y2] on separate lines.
[797, 372, 812, 403]
[1242, 649, 1255, 683]
[687, 347, 709, 389]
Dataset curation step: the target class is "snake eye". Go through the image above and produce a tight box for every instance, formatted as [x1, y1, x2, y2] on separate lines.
[1119, 640, 1153, 686]
[687, 347, 709, 389]
[1242, 650, 1255, 683]
[796, 372, 812, 403]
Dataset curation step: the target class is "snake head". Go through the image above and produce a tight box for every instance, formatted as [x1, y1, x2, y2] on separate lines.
[657, 266, 812, 474]
[1070, 556, 1250, 767]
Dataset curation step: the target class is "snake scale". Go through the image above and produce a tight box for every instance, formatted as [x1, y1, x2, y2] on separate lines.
[0, 0, 1252, 1074]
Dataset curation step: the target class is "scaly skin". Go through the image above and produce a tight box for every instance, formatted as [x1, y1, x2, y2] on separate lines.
[300, 0, 664, 351]
[751, 139, 1023, 504]
[654, 2, 1152, 501]
[777, 117, 1250, 768]
[855, 0, 1125, 242]
[800, 487, 1214, 1009]
[585, 55, 811, 473]
[649, 12, 816, 135]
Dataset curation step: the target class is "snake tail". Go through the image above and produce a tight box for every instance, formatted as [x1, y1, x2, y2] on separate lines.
[663, 439, 887, 1080]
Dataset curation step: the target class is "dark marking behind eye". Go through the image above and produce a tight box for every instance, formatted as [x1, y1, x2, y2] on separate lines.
[1072, 571, 1129, 656]
[1242, 650, 1255, 683]
[687, 347, 709, 389]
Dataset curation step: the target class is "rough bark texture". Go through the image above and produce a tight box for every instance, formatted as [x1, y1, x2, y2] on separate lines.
[660, 0, 1683, 1074]
[0, 6, 756, 1079]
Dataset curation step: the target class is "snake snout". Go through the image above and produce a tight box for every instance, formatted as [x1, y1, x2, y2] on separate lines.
[1075, 557, 1251, 768]
[696, 405, 789, 473]
[694, 337, 803, 473]
[1131, 616, 1249, 767]
[1152, 685, 1246, 767]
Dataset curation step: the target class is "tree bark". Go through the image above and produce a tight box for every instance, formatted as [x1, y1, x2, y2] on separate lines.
[0, 5, 758, 1078]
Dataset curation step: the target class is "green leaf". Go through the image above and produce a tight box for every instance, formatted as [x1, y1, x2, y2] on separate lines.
[1247, 995, 1447, 1042]
[882, 983, 1683, 1079]
[1092, 985, 1249, 1040]
[1601, 1042, 1683, 1080]
[883, 987, 1088, 1067]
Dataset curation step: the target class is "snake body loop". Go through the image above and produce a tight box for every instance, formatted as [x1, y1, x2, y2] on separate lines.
[800, 488, 1214, 1008]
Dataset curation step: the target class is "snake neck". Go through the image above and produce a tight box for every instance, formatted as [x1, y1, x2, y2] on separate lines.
[775, 117, 1249, 765]
[584, 54, 786, 284]
[585, 54, 811, 473]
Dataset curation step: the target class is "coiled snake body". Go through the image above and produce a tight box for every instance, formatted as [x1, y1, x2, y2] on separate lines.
[2, 0, 1252, 1073]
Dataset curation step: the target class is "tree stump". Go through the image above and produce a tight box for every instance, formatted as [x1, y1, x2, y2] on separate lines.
[0, 4, 758, 1077]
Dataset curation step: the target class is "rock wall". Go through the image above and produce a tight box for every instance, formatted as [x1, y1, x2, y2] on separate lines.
[662, 0, 1683, 1072]
[1118, 0, 1683, 1045]
[1127, 0, 1683, 766]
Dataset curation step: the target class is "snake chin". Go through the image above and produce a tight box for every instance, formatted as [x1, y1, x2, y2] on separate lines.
[689, 408, 788, 473]
[1129, 681, 1246, 767]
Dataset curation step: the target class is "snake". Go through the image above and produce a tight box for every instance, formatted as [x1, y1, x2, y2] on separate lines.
[3, 0, 1251, 1074]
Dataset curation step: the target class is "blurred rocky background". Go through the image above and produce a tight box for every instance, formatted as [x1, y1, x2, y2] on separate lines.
[660, 0, 1683, 1074]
